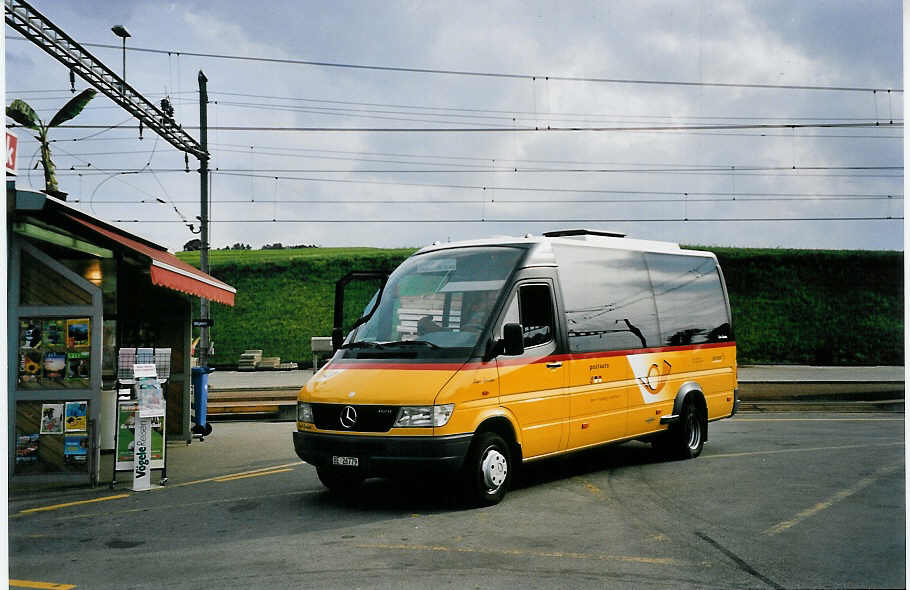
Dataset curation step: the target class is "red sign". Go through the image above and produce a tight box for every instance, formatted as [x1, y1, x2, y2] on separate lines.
[6, 131, 18, 176]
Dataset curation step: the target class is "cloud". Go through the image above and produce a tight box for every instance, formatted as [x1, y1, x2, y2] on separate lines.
[5, 0, 902, 251]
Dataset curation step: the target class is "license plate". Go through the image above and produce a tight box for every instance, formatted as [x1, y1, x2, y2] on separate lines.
[332, 456, 359, 467]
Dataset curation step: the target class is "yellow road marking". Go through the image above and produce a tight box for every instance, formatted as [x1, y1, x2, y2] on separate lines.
[736, 418, 903, 422]
[355, 542, 708, 567]
[763, 463, 903, 536]
[14, 463, 301, 517]
[578, 479, 605, 500]
[705, 441, 902, 460]
[215, 468, 293, 482]
[16, 494, 129, 516]
[164, 462, 300, 488]
[10, 580, 76, 589]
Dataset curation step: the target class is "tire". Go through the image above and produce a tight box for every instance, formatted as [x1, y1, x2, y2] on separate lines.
[463, 432, 512, 506]
[316, 465, 365, 493]
[655, 399, 705, 460]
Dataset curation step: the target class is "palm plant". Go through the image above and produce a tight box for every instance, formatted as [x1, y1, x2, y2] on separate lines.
[6, 88, 97, 197]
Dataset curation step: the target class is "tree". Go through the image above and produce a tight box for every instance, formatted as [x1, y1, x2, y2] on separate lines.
[6, 89, 97, 197]
[183, 239, 202, 251]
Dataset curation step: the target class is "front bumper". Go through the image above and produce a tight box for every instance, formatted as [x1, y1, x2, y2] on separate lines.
[293, 430, 473, 477]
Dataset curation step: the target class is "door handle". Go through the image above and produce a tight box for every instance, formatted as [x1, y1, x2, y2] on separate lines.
[546, 361, 563, 369]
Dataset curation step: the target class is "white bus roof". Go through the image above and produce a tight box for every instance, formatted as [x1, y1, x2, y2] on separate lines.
[416, 229, 717, 266]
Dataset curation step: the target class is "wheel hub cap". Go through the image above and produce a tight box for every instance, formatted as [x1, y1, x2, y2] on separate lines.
[482, 449, 507, 490]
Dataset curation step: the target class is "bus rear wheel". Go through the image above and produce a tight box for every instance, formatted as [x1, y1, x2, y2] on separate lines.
[655, 399, 705, 460]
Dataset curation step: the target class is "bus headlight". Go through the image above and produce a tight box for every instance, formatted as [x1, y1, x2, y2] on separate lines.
[394, 404, 455, 427]
[297, 402, 314, 423]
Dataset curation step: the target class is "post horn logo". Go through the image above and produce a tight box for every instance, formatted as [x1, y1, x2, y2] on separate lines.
[639, 360, 672, 394]
[339, 405, 358, 429]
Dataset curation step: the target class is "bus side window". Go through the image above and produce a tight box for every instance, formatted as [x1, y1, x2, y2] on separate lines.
[501, 284, 555, 348]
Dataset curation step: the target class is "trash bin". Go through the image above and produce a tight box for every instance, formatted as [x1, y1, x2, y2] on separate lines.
[191, 366, 215, 436]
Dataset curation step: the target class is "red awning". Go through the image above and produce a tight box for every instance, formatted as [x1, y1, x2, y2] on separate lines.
[63, 213, 236, 306]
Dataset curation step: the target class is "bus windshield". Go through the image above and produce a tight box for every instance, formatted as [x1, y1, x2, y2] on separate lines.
[344, 246, 526, 358]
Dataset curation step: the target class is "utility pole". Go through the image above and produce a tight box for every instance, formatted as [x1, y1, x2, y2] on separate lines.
[198, 70, 211, 368]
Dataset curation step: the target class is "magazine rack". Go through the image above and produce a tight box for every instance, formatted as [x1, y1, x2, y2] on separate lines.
[110, 348, 171, 489]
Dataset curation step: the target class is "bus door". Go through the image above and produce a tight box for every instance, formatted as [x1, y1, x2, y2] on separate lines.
[495, 280, 568, 459]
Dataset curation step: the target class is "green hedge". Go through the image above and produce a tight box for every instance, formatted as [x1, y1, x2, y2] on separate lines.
[710, 248, 903, 365]
[178, 246, 903, 367]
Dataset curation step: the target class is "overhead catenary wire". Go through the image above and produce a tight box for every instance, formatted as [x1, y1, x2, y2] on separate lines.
[106, 216, 903, 224]
[209, 98, 903, 128]
[54, 169, 905, 192]
[17, 121, 903, 133]
[75, 195, 903, 205]
[50, 166, 904, 179]
[13, 88, 904, 134]
[8, 37, 899, 94]
[207, 91, 904, 122]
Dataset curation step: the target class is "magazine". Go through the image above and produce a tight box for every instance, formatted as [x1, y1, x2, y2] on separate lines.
[19, 319, 43, 349]
[40, 403, 64, 434]
[137, 376, 166, 418]
[19, 349, 43, 387]
[15, 434, 39, 464]
[42, 351, 67, 386]
[66, 318, 90, 348]
[63, 435, 88, 463]
[65, 400, 88, 432]
[65, 351, 91, 387]
[43, 319, 66, 349]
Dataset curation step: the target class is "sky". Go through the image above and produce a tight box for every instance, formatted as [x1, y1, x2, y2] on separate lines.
[4, 0, 904, 252]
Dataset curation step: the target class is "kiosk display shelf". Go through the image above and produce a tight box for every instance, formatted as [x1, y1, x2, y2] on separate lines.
[111, 350, 171, 489]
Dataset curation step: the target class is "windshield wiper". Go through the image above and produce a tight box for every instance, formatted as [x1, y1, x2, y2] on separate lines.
[341, 340, 386, 350]
[381, 339, 442, 350]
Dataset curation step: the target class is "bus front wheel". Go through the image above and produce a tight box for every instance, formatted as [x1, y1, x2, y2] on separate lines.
[463, 432, 512, 506]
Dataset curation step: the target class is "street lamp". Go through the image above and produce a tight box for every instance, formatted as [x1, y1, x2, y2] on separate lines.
[111, 25, 130, 93]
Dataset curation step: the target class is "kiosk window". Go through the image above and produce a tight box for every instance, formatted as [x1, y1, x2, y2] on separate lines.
[501, 284, 555, 348]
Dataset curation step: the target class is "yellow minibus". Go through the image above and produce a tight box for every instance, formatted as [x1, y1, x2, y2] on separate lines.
[294, 229, 738, 505]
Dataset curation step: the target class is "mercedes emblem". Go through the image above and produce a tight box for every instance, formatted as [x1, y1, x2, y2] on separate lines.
[339, 405, 358, 429]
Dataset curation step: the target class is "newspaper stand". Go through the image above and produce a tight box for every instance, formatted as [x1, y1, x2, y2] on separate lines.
[110, 348, 171, 489]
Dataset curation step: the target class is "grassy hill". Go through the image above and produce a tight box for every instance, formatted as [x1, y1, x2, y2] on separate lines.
[177, 246, 904, 367]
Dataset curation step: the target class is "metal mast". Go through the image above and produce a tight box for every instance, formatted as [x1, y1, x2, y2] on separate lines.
[5, 0, 206, 159]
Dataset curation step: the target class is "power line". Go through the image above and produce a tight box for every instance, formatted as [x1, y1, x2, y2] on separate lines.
[208, 171, 907, 196]
[11, 37, 898, 93]
[209, 143, 900, 168]
[17, 121, 900, 134]
[106, 216, 903, 224]
[213, 98, 901, 128]
[76, 195, 903, 205]
[26, 130, 901, 143]
[51, 166, 903, 179]
[208, 91, 903, 122]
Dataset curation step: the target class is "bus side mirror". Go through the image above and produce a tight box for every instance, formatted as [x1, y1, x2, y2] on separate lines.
[331, 327, 344, 352]
[502, 323, 525, 356]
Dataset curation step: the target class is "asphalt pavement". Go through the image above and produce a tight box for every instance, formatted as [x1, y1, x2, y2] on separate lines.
[9, 414, 906, 589]
[10, 365, 903, 500]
